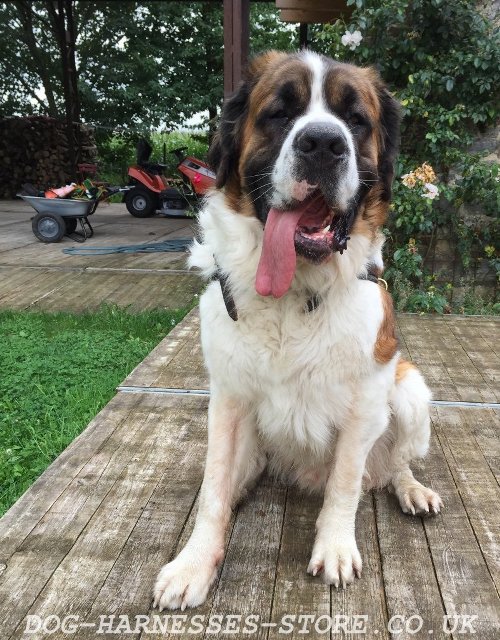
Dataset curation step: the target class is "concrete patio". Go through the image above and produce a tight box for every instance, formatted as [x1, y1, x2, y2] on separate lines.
[0, 199, 201, 312]
[0, 307, 498, 639]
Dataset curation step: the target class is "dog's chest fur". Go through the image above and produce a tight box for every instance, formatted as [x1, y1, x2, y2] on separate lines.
[191, 195, 392, 478]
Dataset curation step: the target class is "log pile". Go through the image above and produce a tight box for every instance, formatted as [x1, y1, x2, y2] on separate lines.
[0, 116, 97, 198]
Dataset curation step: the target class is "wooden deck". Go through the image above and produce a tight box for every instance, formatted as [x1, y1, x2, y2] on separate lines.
[0, 200, 202, 311]
[0, 311, 499, 639]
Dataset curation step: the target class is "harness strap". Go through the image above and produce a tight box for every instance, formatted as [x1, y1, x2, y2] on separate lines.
[211, 267, 238, 321]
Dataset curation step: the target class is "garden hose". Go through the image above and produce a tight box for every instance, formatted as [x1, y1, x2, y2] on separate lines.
[62, 238, 192, 256]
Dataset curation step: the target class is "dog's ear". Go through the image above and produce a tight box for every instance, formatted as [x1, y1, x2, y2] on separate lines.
[377, 87, 401, 202]
[208, 82, 250, 189]
[208, 52, 286, 190]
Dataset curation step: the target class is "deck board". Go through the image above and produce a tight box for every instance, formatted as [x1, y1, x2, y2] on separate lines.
[0, 200, 202, 312]
[122, 313, 499, 404]
[1, 312, 499, 639]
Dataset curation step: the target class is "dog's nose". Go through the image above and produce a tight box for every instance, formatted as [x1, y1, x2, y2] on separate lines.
[294, 124, 348, 160]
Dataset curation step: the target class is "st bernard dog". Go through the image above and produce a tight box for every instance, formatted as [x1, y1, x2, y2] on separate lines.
[153, 50, 443, 611]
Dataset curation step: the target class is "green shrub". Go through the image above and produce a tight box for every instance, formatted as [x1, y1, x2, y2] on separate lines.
[313, 0, 499, 312]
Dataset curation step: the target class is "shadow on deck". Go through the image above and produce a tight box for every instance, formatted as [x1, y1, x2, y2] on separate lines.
[0, 311, 498, 639]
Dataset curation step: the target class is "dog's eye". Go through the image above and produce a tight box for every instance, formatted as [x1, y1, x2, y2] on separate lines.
[347, 113, 364, 128]
[270, 109, 289, 122]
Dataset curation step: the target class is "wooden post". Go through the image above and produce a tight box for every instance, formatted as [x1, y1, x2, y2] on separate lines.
[223, 0, 249, 98]
[299, 22, 308, 48]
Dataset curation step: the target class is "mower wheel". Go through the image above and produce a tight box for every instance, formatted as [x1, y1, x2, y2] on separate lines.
[125, 188, 157, 217]
[32, 212, 66, 243]
[64, 218, 78, 234]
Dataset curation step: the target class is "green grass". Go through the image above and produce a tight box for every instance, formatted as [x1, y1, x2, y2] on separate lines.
[0, 305, 190, 517]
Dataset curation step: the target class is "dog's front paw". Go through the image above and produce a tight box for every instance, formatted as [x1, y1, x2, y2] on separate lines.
[307, 535, 362, 588]
[153, 552, 218, 611]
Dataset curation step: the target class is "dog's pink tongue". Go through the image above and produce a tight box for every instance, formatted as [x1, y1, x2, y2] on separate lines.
[255, 207, 304, 298]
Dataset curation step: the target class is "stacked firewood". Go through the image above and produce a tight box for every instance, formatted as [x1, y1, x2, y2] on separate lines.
[0, 116, 97, 198]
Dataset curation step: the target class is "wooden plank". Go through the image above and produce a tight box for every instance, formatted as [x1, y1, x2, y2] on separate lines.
[28, 271, 202, 312]
[420, 426, 500, 639]
[268, 488, 387, 639]
[0, 393, 139, 559]
[444, 318, 499, 401]
[79, 425, 206, 639]
[330, 492, 388, 639]
[3, 394, 208, 640]
[395, 316, 411, 361]
[467, 407, 500, 484]
[122, 308, 207, 390]
[375, 477, 447, 639]
[224, 0, 250, 97]
[204, 473, 287, 640]
[1, 393, 148, 637]
[268, 488, 330, 638]
[0, 268, 74, 309]
[135, 503, 240, 638]
[397, 315, 496, 402]
[431, 406, 500, 592]
[133, 474, 285, 640]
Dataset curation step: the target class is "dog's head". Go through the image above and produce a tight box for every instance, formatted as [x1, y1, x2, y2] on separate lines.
[209, 51, 401, 298]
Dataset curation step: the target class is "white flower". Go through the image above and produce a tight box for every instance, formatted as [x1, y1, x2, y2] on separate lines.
[341, 30, 363, 50]
[422, 183, 439, 199]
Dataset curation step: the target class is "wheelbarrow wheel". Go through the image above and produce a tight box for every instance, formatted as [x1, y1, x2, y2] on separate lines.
[125, 188, 157, 218]
[64, 218, 78, 234]
[32, 212, 66, 243]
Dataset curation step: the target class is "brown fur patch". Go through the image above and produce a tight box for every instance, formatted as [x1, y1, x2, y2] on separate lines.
[214, 52, 398, 230]
[395, 358, 417, 383]
[239, 55, 312, 175]
[374, 288, 398, 364]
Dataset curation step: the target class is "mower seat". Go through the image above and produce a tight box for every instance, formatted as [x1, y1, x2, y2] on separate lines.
[139, 162, 167, 175]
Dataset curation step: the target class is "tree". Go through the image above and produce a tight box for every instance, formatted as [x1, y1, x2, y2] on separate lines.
[0, 2, 297, 132]
[0, 2, 62, 118]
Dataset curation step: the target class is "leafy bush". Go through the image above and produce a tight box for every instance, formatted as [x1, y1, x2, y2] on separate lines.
[314, 0, 499, 168]
[313, 0, 499, 312]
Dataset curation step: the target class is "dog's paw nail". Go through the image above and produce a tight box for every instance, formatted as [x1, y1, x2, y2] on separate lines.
[397, 485, 443, 517]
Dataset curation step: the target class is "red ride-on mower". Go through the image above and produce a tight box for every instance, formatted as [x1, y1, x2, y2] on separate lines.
[125, 139, 216, 218]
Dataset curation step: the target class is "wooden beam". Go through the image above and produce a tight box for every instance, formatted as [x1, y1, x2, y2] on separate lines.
[224, 0, 249, 98]
[276, 0, 350, 10]
[277, 0, 351, 24]
[280, 9, 346, 24]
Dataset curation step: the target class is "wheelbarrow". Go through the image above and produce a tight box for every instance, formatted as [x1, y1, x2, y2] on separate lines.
[18, 194, 98, 243]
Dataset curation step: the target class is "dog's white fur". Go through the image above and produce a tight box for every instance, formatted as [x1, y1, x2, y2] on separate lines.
[153, 52, 442, 612]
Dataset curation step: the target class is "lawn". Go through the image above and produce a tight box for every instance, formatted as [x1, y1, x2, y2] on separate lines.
[0, 305, 189, 517]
